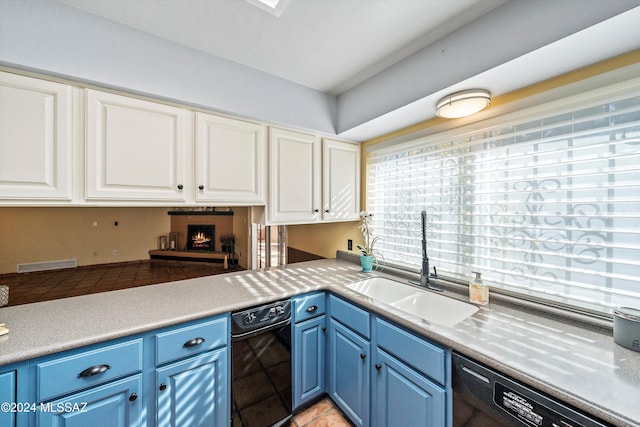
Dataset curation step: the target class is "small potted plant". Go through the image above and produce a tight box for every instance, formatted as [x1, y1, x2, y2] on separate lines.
[357, 211, 379, 272]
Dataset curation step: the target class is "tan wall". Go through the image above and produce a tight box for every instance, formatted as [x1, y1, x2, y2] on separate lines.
[232, 208, 250, 269]
[0, 206, 252, 274]
[0, 207, 170, 274]
[288, 221, 362, 259]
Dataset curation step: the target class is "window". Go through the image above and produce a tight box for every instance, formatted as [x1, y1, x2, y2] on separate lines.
[366, 79, 640, 315]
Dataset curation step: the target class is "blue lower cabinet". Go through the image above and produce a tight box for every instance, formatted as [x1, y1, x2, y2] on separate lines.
[0, 370, 16, 427]
[374, 348, 445, 427]
[37, 374, 142, 427]
[155, 347, 228, 427]
[328, 319, 370, 427]
[292, 314, 326, 409]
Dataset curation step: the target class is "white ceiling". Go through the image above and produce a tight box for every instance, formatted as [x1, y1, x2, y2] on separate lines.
[58, 0, 507, 95]
[51, 0, 640, 140]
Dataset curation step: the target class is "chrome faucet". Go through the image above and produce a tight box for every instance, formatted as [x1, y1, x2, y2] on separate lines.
[411, 211, 443, 292]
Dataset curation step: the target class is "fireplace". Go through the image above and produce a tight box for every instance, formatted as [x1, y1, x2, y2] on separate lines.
[186, 225, 215, 252]
[149, 211, 235, 263]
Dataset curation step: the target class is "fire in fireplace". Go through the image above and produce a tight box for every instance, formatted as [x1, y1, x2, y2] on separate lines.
[186, 225, 215, 251]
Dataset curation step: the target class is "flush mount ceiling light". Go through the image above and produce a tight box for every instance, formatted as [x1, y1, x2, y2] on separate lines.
[435, 89, 491, 119]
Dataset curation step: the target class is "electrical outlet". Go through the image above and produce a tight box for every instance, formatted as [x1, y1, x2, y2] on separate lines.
[112, 249, 118, 256]
[348, 239, 353, 250]
[92, 221, 98, 227]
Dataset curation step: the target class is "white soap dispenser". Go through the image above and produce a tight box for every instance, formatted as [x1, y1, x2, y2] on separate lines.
[469, 271, 488, 306]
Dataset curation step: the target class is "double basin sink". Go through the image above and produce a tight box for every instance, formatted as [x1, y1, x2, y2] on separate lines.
[346, 277, 478, 327]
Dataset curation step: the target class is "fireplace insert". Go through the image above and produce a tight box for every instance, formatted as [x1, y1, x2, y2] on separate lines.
[186, 224, 215, 251]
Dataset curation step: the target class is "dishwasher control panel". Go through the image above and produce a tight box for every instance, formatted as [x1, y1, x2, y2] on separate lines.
[231, 299, 291, 338]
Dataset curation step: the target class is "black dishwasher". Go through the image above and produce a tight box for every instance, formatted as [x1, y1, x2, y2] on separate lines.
[230, 300, 292, 427]
[452, 352, 612, 427]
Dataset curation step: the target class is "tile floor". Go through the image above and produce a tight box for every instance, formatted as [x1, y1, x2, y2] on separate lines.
[290, 398, 353, 427]
[0, 260, 242, 306]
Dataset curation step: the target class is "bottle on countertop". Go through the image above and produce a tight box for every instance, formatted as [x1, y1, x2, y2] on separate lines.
[469, 271, 488, 305]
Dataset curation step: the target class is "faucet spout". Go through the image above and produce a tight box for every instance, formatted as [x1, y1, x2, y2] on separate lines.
[412, 211, 443, 292]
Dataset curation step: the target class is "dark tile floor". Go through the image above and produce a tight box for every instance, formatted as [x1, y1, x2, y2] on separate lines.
[0, 260, 242, 306]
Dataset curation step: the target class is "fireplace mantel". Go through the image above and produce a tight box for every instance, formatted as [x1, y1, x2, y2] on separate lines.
[167, 210, 233, 216]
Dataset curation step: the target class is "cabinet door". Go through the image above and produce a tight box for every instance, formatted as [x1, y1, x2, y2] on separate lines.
[374, 348, 446, 427]
[156, 348, 228, 427]
[292, 315, 326, 409]
[0, 72, 72, 201]
[38, 374, 142, 427]
[269, 127, 321, 224]
[196, 112, 265, 204]
[322, 139, 360, 221]
[328, 319, 370, 427]
[0, 370, 16, 427]
[85, 89, 187, 201]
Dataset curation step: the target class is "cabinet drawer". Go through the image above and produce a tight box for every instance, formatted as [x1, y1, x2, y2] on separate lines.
[376, 318, 445, 384]
[36, 339, 143, 402]
[155, 315, 228, 366]
[329, 294, 370, 339]
[294, 293, 326, 323]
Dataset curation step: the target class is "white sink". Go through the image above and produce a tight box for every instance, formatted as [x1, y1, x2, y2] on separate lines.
[346, 277, 478, 327]
[345, 277, 418, 301]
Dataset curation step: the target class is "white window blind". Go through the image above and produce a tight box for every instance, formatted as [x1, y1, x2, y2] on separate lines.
[367, 81, 640, 315]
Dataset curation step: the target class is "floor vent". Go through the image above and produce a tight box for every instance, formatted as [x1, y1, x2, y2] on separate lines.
[17, 259, 77, 273]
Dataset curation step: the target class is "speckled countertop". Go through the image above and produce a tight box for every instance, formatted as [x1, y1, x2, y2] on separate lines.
[1, 258, 638, 426]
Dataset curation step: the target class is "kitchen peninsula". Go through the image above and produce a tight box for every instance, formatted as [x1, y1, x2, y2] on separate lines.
[0, 257, 638, 426]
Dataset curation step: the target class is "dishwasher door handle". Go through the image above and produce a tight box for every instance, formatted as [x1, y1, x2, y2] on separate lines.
[462, 365, 491, 384]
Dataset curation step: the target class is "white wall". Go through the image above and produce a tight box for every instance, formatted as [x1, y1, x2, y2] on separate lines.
[0, 0, 337, 135]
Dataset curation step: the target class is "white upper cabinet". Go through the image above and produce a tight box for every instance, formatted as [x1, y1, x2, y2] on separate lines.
[195, 112, 265, 204]
[322, 138, 360, 222]
[269, 127, 321, 224]
[268, 128, 360, 224]
[1, 72, 359, 209]
[85, 89, 187, 202]
[0, 72, 72, 201]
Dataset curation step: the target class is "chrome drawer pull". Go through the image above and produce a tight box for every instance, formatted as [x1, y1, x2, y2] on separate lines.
[306, 305, 318, 313]
[77, 364, 111, 378]
[183, 337, 205, 348]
